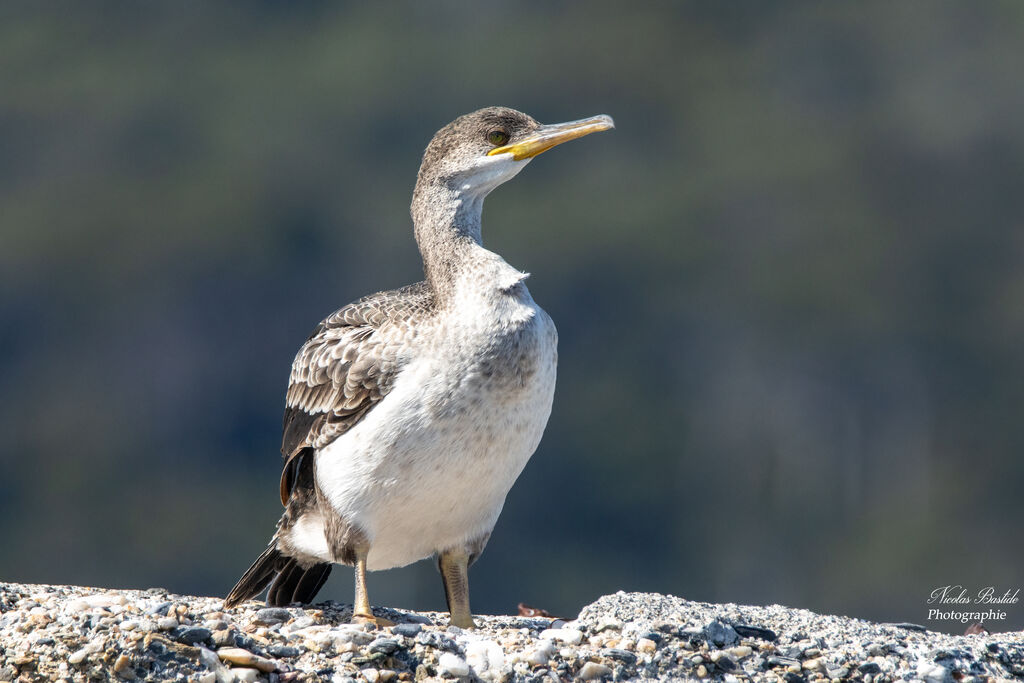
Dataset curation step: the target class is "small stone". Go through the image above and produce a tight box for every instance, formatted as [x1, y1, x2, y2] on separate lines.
[526, 642, 554, 667]
[198, 646, 233, 683]
[156, 616, 178, 631]
[253, 608, 292, 626]
[710, 652, 737, 671]
[68, 641, 102, 665]
[728, 646, 753, 659]
[438, 652, 470, 677]
[636, 637, 657, 653]
[858, 662, 882, 675]
[290, 616, 316, 629]
[768, 656, 800, 668]
[177, 626, 212, 645]
[113, 653, 131, 672]
[266, 644, 301, 658]
[115, 655, 136, 679]
[197, 673, 217, 683]
[363, 670, 380, 683]
[212, 629, 234, 647]
[594, 618, 622, 633]
[578, 661, 612, 680]
[601, 648, 636, 665]
[803, 657, 824, 671]
[377, 671, 396, 683]
[404, 613, 433, 624]
[232, 668, 260, 683]
[704, 620, 739, 647]
[696, 664, 708, 678]
[391, 623, 422, 638]
[465, 639, 505, 677]
[733, 625, 777, 642]
[146, 601, 172, 616]
[217, 647, 278, 673]
[368, 638, 400, 655]
[66, 592, 128, 613]
[539, 627, 583, 645]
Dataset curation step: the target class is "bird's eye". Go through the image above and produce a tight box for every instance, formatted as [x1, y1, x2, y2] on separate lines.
[487, 130, 510, 146]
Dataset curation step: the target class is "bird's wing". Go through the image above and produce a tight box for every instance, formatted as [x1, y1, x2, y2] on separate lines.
[278, 281, 433, 504]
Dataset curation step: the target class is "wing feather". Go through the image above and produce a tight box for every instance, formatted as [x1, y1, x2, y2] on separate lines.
[278, 281, 433, 503]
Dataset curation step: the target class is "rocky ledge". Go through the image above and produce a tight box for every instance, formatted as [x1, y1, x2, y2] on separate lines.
[0, 583, 1021, 682]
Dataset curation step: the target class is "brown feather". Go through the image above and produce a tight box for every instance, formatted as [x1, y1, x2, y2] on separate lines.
[277, 282, 434, 504]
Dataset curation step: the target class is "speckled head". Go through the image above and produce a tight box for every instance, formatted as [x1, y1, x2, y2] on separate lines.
[415, 106, 615, 200]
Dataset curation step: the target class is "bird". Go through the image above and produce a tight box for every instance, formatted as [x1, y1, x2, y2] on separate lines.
[224, 106, 614, 628]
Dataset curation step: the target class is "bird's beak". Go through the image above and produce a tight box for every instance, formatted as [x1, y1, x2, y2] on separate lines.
[487, 114, 615, 161]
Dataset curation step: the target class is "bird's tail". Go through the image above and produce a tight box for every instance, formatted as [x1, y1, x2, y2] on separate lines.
[224, 540, 332, 608]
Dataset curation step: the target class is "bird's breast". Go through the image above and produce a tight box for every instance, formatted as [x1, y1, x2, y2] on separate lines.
[440, 277, 557, 403]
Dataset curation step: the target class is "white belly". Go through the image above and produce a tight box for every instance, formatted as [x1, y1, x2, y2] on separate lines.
[315, 293, 557, 570]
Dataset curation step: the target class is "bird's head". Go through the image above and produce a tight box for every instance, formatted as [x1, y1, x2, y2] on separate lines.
[415, 106, 615, 201]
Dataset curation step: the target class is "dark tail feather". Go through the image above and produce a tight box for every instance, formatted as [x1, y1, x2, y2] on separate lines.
[267, 558, 332, 607]
[293, 562, 332, 602]
[225, 541, 333, 608]
[224, 542, 287, 608]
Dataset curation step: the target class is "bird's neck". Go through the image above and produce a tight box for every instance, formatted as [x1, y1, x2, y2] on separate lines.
[412, 181, 487, 301]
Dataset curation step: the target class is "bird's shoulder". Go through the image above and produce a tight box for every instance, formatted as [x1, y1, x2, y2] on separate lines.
[279, 282, 434, 498]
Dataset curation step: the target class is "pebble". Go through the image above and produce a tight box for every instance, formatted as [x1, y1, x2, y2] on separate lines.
[253, 608, 292, 625]
[66, 593, 127, 613]
[68, 640, 102, 664]
[526, 640, 555, 666]
[802, 657, 824, 671]
[578, 661, 612, 680]
[290, 616, 316, 629]
[704, 620, 739, 646]
[465, 638, 505, 678]
[539, 627, 583, 644]
[212, 629, 234, 647]
[368, 637, 400, 654]
[602, 648, 637, 665]
[636, 637, 657, 653]
[438, 652, 470, 677]
[178, 626, 212, 644]
[156, 616, 178, 631]
[594, 617, 622, 632]
[232, 668, 260, 682]
[390, 623, 422, 638]
[216, 647, 278, 672]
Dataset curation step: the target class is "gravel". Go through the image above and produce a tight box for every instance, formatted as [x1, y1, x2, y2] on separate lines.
[1, 583, 1021, 682]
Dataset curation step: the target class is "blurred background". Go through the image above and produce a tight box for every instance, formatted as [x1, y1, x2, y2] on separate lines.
[2, 2, 1023, 635]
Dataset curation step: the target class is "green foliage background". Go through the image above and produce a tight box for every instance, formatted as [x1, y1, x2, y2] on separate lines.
[2, 2, 1023, 633]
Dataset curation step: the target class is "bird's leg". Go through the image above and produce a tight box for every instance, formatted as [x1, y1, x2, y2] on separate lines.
[438, 548, 477, 628]
[351, 548, 394, 627]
